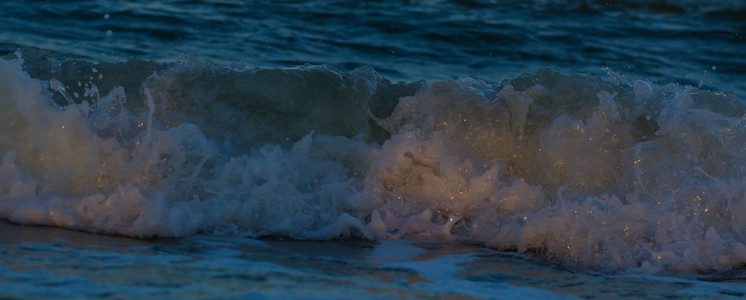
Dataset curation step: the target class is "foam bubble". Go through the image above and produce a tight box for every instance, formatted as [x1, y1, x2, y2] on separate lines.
[1, 56, 745, 274]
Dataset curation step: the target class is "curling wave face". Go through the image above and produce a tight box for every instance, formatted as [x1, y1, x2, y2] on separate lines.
[1, 50, 745, 273]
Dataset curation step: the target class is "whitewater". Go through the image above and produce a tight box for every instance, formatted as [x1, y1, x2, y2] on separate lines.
[2, 48, 746, 271]
[1, 0, 745, 298]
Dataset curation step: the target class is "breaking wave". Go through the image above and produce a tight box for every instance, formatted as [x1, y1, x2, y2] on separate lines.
[1, 49, 745, 274]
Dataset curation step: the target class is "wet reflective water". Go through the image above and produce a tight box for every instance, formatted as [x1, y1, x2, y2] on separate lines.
[2, 222, 745, 299]
[1, 0, 744, 96]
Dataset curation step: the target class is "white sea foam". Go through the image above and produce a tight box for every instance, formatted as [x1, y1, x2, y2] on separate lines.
[370, 244, 574, 299]
[1, 57, 745, 273]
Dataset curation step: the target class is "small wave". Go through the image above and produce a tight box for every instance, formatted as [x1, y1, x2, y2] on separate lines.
[1, 50, 745, 274]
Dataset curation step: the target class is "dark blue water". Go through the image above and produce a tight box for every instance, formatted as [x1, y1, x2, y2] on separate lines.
[1, 0, 744, 96]
[2, 1, 746, 298]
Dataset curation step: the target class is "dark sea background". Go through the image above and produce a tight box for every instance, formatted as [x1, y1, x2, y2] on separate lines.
[1, 0, 746, 298]
[1, 0, 744, 96]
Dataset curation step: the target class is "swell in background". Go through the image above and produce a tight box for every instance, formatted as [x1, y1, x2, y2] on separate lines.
[0, 0, 744, 97]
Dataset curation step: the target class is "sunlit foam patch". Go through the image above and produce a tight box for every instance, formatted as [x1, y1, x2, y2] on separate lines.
[2, 54, 746, 273]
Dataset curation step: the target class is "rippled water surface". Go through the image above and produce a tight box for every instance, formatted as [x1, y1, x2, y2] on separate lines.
[3, 222, 746, 299]
[1, 0, 744, 96]
[1, 0, 746, 298]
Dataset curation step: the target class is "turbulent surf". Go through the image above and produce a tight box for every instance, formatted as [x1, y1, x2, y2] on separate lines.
[1, 49, 745, 274]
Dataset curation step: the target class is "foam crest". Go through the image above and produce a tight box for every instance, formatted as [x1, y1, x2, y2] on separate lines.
[368, 69, 746, 271]
[0, 58, 375, 238]
[1, 56, 745, 273]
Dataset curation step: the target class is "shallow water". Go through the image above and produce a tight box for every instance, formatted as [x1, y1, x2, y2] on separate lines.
[2, 221, 745, 299]
[0, 0, 745, 298]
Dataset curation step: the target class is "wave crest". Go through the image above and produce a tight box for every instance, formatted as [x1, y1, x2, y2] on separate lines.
[1, 53, 745, 273]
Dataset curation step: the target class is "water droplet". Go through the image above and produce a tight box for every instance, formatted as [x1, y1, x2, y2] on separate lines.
[104, 13, 110, 19]
[106, 30, 113, 36]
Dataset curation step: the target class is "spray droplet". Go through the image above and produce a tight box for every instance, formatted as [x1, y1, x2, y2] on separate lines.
[104, 13, 110, 19]
[106, 30, 113, 36]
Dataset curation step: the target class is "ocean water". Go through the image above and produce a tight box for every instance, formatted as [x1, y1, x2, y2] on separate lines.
[1, 0, 745, 298]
